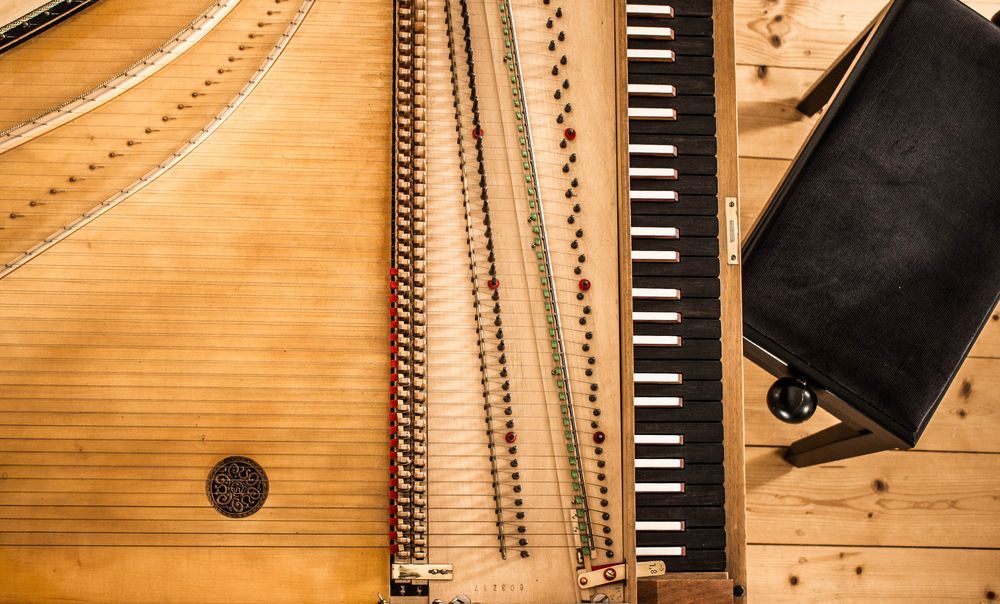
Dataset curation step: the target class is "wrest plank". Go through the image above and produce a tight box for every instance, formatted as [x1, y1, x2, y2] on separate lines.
[744, 358, 1000, 453]
[746, 447, 1000, 548]
[748, 544, 1000, 603]
[737, 156, 1000, 359]
[735, 0, 1000, 70]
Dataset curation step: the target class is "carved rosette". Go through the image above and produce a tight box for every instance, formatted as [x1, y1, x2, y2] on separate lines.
[206, 456, 269, 518]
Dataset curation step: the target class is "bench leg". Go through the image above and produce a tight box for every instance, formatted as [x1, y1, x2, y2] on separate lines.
[784, 422, 893, 467]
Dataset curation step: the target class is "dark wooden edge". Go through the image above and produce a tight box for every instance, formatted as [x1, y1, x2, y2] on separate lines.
[614, 0, 637, 601]
[713, 0, 748, 598]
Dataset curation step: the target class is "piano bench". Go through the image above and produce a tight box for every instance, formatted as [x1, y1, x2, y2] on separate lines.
[741, 0, 1000, 467]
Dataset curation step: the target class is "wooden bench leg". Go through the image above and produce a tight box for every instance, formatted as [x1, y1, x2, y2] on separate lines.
[784, 422, 893, 467]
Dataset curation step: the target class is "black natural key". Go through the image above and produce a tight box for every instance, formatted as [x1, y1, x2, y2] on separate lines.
[632, 297, 720, 319]
[636, 420, 723, 441]
[628, 37, 714, 57]
[637, 484, 725, 507]
[630, 154, 718, 175]
[636, 528, 726, 550]
[635, 442, 723, 464]
[635, 505, 725, 527]
[627, 0, 713, 18]
[627, 134, 717, 156]
[628, 56, 715, 77]
[633, 215, 719, 236]
[635, 380, 724, 401]
[632, 275, 721, 298]
[631, 174, 717, 196]
[636, 401, 723, 423]
[631, 196, 719, 217]
[629, 116, 717, 137]
[632, 257, 720, 278]
[628, 17, 713, 37]
[634, 338, 722, 360]
[636, 462, 725, 484]
[628, 73, 715, 96]
[634, 319, 721, 339]
[637, 550, 727, 572]
[628, 95, 716, 116]
[632, 237, 719, 257]
[636, 358, 723, 380]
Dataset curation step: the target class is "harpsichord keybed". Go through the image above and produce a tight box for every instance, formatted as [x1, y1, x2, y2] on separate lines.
[621, 0, 747, 596]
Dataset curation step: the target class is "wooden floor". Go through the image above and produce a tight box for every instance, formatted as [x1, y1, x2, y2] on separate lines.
[734, 1, 1000, 601]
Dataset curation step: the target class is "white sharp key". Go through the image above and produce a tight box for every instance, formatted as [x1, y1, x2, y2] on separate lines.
[636, 521, 685, 531]
[636, 483, 684, 493]
[636, 546, 685, 557]
[627, 26, 674, 39]
[628, 107, 677, 120]
[634, 396, 683, 408]
[635, 373, 682, 385]
[626, 4, 675, 18]
[630, 190, 679, 202]
[635, 434, 683, 445]
[630, 167, 677, 180]
[634, 335, 681, 347]
[629, 143, 677, 156]
[631, 227, 679, 239]
[625, 4, 674, 19]
[635, 457, 683, 468]
[627, 48, 675, 62]
[627, 83, 676, 97]
[630, 167, 679, 180]
[632, 250, 680, 262]
[633, 312, 681, 323]
[632, 288, 680, 300]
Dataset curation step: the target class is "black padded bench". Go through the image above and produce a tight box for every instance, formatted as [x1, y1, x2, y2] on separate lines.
[742, 0, 1000, 467]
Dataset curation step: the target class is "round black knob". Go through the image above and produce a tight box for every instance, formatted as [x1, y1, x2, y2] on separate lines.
[767, 377, 817, 424]
[992, 10, 1000, 25]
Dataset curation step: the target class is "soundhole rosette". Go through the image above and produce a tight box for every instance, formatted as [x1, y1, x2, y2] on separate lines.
[206, 456, 269, 518]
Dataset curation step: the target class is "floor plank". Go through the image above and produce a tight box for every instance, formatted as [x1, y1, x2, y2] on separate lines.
[747, 545, 1000, 603]
[735, 0, 1000, 70]
[737, 64, 820, 160]
[746, 447, 1000, 548]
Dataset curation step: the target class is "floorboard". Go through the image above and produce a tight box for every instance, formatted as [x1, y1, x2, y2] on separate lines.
[735, 0, 1000, 599]
[748, 545, 1000, 603]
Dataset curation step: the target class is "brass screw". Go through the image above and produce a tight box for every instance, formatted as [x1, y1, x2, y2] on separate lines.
[603, 568, 616, 581]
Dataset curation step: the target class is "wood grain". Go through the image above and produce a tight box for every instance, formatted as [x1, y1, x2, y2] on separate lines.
[714, 0, 749, 594]
[0, 0, 393, 600]
[747, 545, 1000, 603]
[746, 447, 1000, 548]
[638, 575, 735, 603]
[0, 0, 219, 131]
[735, 0, 1000, 71]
